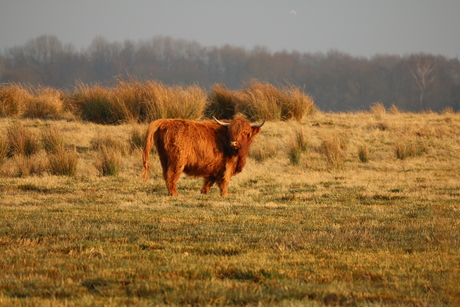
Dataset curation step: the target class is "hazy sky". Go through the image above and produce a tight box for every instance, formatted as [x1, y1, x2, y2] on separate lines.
[1, 0, 459, 58]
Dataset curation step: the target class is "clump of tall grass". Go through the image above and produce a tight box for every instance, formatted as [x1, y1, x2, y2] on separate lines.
[358, 144, 370, 163]
[72, 82, 115, 124]
[370, 102, 386, 120]
[0, 137, 8, 166]
[110, 77, 150, 123]
[206, 84, 239, 119]
[95, 145, 122, 176]
[48, 148, 78, 176]
[42, 125, 78, 176]
[14, 154, 48, 177]
[129, 126, 145, 151]
[320, 134, 348, 169]
[249, 141, 279, 162]
[91, 134, 129, 156]
[23, 87, 65, 119]
[6, 122, 41, 157]
[41, 125, 66, 154]
[236, 80, 314, 122]
[143, 82, 208, 121]
[0, 83, 31, 117]
[388, 104, 401, 115]
[394, 138, 428, 160]
[288, 129, 308, 165]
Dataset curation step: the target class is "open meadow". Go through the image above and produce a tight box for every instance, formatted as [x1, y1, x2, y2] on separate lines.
[0, 109, 459, 306]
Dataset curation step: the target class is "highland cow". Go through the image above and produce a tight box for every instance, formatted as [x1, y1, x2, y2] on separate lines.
[143, 117, 264, 196]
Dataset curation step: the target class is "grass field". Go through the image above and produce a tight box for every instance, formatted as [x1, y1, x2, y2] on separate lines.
[0, 111, 459, 306]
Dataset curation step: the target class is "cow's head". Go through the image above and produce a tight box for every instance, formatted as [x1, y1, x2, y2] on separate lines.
[213, 117, 264, 152]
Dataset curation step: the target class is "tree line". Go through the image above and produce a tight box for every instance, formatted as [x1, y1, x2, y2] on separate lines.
[1, 34, 459, 112]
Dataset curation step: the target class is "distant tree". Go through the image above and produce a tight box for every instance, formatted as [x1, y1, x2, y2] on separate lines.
[408, 54, 436, 110]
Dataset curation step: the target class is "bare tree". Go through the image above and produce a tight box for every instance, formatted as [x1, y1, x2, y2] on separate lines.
[408, 55, 436, 109]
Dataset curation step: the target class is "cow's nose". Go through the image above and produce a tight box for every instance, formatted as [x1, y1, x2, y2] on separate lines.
[231, 141, 238, 147]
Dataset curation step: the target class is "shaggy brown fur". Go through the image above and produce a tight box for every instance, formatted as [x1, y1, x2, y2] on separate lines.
[143, 117, 263, 196]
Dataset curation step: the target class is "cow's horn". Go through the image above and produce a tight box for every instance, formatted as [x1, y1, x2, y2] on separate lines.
[213, 117, 231, 126]
[251, 120, 265, 128]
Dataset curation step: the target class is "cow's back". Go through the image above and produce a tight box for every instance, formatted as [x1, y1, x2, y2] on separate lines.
[153, 119, 228, 177]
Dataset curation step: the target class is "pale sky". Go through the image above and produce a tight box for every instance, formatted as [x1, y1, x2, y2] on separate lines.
[1, 0, 459, 58]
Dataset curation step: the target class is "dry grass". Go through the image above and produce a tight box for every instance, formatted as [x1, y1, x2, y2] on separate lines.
[0, 83, 32, 117]
[23, 87, 65, 119]
[0, 111, 459, 306]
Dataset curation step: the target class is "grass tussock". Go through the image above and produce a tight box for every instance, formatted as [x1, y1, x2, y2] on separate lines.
[358, 144, 370, 163]
[23, 87, 65, 119]
[394, 138, 428, 160]
[72, 82, 114, 124]
[288, 128, 309, 165]
[320, 133, 348, 169]
[0, 84, 31, 117]
[206, 84, 239, 119]
[236, 80, 314, 122]
[6, 122, 41, 157]
[95, 145, 123, 176]
[48, 148, 78, 176]
[14, 153, 48, 177]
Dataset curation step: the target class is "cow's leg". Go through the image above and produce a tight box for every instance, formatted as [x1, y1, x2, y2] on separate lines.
[201, 177, 216, 194]
[217, 178, 230, 196]
[165, 165, 184, 196]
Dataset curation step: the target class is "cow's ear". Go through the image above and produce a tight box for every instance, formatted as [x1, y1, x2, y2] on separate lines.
[251, 126, 262, 137]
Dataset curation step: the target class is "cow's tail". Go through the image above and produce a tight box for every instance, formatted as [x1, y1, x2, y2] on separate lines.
[142, 120, 161, 182]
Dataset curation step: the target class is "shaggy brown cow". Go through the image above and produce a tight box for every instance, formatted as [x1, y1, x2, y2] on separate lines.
[143, 117, 264, 196]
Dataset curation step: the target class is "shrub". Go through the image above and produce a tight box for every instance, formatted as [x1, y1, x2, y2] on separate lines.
[95, 145, 122, 176]
[48, 148, 78, 176]
[0, 84, 31, 117]
[7, 122, 41, 157]
[23, 87, 64, 119]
